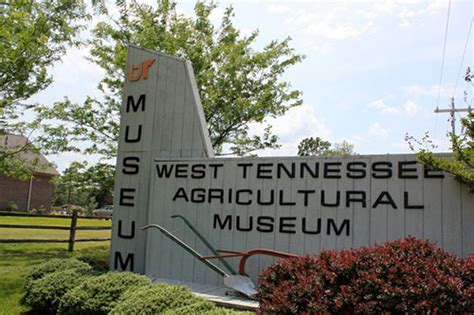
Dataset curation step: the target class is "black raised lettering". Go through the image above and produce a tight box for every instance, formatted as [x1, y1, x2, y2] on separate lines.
[279, 190, 296, 206]
[208, 189, 224, 203]
[172, 187, 188, 202]
[213, 214, 232, 230]
[297, 190, 316, 207]
[237, 216, 253, 231]
[175, 164, 188, 178]
[347, 162, 367, 179]
[236, 190, 252, 205]
[279, 217, 296, 234]
[399, 161, 418, 179]
[324, 162, 342, 178]
[302, 217, 321, 234]
[114, 252, 134, 271]
[126, 94, 146, 112]
[257, 216, 274, 232]
[191, 164, 206, 179]
[277, 163, 295, 178]
[346, 191, 367, 208]
[125, 125, 142, 143]
[257, 163, 273, 179]
[209, 164, 224, 178]
[300, 162, 319, 178]
[118, 220, 135, 239]
[404, 191, 424, 209]
[156, 164, 174, 178]
[372, 161, 392, 178]
[327, 219, 350, 236]
[257, 190, 274, 205]
[119, 188, 135, 206]
[123, 157, 140, 174]
[321, 190, 340, 207]
[424, 167, 445, 178]
[237, 163, 253, 179]
[372, 191, 397, 209]
[191, 188, 206, 203]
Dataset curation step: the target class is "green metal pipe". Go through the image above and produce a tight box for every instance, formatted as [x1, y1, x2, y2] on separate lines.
[142, 224, 227, 277]
[171, 215, 237, 275]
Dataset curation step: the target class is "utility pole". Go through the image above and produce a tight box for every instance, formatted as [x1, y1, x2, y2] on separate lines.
[434, 97, 472, 135]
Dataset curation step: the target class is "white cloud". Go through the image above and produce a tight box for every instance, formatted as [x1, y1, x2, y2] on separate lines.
[249, 104, 333, 156]
[368, 122, 389, 139]
[404, 100, 420, 116]
[367, 99, 400, 114]
[403, 84, 453, 98]
[266, 0, 448, 42]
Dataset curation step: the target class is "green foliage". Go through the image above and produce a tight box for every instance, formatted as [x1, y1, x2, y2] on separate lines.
[297, 137, 355, 157]
[0, 0, 88, 178]
[52, 161, 114, 210]
[111, 283, 212, 314]
[162, 300, 217, 314]
[6, 201, 18, 212]
[36, 0, 303, 157]
[23, 270, 91, 314]
[407, 112, 474, 192]
[297, 137, 331, 156]
[76, 255, 109, 273]
[0, 0, 87, 112]
[58, 271, 151, 314]
[24, 258, 92, 291]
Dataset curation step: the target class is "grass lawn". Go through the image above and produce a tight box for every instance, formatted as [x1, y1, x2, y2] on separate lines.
[0, 215, 111, 315]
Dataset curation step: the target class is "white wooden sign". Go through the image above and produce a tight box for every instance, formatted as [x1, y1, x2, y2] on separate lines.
[111, 46, 474, 287]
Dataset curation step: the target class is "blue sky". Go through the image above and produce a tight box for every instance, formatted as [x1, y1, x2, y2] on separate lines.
[29, 0, 473, 171]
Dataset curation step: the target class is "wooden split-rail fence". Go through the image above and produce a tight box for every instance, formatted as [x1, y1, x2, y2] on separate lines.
[0, 210, 111, 252]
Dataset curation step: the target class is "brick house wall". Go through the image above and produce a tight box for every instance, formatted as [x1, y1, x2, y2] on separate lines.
[0, 174, 55, 211]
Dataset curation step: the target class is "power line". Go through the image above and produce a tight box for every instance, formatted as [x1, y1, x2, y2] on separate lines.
[434, 0, 452, 142]
[436, 0, 452, 109]
[434, 97, 472, 135]
[452, 17, 473, 99]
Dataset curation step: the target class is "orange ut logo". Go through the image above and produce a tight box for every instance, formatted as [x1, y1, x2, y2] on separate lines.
[128, 59, 155, 81]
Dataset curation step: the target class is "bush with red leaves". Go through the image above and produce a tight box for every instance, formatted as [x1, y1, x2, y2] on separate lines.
[257, 237, 473, 314]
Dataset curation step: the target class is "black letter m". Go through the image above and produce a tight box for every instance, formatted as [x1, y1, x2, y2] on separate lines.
[114, 252, 134, 271]
[126, 94, 146, 112]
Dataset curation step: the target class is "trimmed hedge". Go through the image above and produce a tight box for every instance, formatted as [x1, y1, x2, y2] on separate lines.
[24, 258, 91, 291]
[58, 271, 151, 314]
[23, 269, 91, 314]
[112, 283, 252, 315]
[111, 283, 214, 314]
[257, 237, 474, 314]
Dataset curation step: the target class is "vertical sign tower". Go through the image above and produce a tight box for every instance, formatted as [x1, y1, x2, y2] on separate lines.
[111, 46, 214, 273]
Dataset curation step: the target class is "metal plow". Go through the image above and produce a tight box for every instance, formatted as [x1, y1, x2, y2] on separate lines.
[143, 215, 298, 299]
[142, 216, 257, 298]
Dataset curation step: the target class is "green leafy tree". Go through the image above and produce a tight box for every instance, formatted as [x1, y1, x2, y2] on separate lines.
[407, 113, 473, 191]
[297, 137, 331, 156]
[53, 161, 114, 211]
[35, 0, 303, 158]
[324, 140, 355, 157]
[297, 137, 355, 157]
[0, 0, 88, 178]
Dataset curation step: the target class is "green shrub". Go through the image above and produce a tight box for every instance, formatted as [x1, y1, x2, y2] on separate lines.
[58, 271, 151, 314]
[23, 269, 91, 314]
[76, 255, 109, 273]
[166, 303, 253, 314]
[111, 283, 211, 314]
[202, 309, 254, 315]
[6, 201, 18, 211]
[162, 299, 217, 314]
[24, 258, 91, 290]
